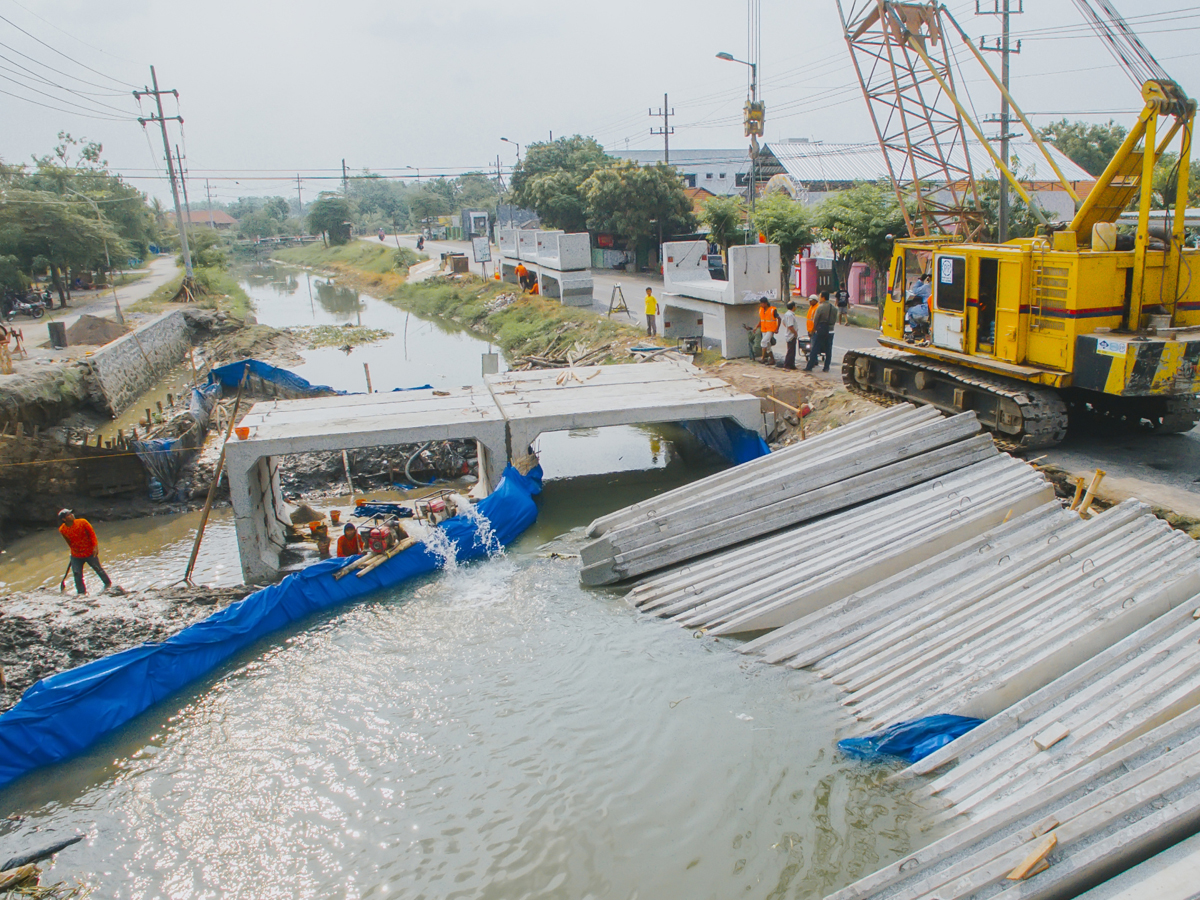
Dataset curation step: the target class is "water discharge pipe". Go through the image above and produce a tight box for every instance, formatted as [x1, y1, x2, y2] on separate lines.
[405, 442, 435, 486]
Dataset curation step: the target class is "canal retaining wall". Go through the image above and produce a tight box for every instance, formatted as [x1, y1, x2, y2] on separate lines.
[86, 309, 192, 416]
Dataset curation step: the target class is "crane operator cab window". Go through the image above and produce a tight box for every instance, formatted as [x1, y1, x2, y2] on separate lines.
[976, 257, 998, 353]
[932, 255, 966, 351]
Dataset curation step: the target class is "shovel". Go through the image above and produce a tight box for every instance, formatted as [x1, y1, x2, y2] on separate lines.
[58, 560, 71, 592]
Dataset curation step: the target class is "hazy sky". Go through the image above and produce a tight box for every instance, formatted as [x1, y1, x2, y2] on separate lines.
[1, 0, 1197, 205]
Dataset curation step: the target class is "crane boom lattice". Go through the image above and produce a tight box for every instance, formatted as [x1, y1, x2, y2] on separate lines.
[837, 0, 985, 239]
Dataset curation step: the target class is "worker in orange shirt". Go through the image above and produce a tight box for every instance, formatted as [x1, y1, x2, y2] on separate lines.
[756, 296, 781, 365]
[514, 262, 532, 292]
[57, 509, 112, 595]
[337, 523, 365, 557]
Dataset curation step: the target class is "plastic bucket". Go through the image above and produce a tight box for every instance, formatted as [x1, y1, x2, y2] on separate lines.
[235, 426, 250, 440]
[330, 510, 341, 524]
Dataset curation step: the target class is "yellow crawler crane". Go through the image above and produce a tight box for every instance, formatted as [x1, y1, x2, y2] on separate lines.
[838, 0, 1200, 446]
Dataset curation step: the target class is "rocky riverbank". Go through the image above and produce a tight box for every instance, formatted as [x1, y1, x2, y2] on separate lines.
[0, 583, 255, 712]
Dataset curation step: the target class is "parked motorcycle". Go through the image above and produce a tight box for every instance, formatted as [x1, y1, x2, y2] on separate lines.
[6, 296, 45, 321]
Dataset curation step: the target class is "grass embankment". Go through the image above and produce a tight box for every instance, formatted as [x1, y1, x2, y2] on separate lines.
[274, 242, 649, 362]
[275, 242, 424, 296]
[130, 266, 252, 319]
[389, 276, 645, 362]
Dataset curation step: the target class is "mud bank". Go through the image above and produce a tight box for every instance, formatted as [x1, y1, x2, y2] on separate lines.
[0, 584, 254, 712]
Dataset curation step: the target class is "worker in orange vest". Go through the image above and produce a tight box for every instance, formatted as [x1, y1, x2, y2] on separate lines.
[756, 296, 781, 365]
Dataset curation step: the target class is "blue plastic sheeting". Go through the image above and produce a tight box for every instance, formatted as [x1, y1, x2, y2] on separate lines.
[838, 715, 984, 764]
[0, 465, 542, 790]
[352, 503, 414, 519]
[208, 359, 343, 396]
[132, 383, 222, 489]
[208, 359, 432, 398]
[682, 418, 771, 464]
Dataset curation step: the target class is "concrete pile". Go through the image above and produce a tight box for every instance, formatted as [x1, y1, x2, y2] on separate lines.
[901, 593, 1200, 823]
[628, 455, 1055, 633]
[826, 698, 1200, 900]
[580, 405, 995, 586]
[745, 499, 1200, 726]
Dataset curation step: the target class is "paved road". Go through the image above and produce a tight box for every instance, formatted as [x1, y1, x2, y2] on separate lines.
[8, 256, 180, 371]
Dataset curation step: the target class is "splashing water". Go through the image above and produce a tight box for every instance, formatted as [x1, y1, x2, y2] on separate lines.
[418, 524, 460, 571]
[460, 503, 504, 559]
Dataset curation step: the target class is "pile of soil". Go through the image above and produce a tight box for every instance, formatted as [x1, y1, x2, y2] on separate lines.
[0, 583, 255, 712]
[705, 358, 883, 446]
[63, 314, 130, 346]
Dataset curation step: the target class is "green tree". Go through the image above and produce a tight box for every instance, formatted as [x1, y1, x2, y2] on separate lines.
[699, 195, 747, 259]
[583, 160, 697, 250]
[307, 193, 353, 245]
[409, 185, 450, 230]
[1039, 119, 1127, 177]
[238, 209, 280, 240]
[814, 181, 907, 299]
[0, 188, 126, 304]
[456, 172, 500, 214]
[751, 193, 816, 300]
[511, 135, 612, 232]
[0, 254, 28, 293]
[263, 196, 290, 221]
[180, 228, 227, 268]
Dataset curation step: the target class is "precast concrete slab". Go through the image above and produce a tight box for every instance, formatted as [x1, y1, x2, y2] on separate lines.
[486, 360, 764, 466]
[223, 363, 766, 583]
[225, 386, 509, 584]
[824, 704, 1200, 900]
[1074, 831, 1200, 900]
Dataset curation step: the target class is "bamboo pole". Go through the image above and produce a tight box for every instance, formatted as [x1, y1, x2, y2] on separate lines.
[182, 373, 247, 584]
[1078, 469, 1106, 518]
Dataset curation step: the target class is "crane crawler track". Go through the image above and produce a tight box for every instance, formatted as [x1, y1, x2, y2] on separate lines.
[841, 347, 1069, 449]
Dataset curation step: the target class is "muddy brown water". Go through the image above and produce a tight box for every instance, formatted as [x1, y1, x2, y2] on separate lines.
[0, 268, 943, 898]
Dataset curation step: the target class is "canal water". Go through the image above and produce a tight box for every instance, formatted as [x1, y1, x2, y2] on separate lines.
[0, 266, 937, 898]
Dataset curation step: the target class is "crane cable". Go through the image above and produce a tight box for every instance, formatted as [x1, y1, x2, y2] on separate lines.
[1069, 0, 1173, 88]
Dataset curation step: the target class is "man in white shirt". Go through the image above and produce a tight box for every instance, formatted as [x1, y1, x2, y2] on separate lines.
[781, 300, 800, 370]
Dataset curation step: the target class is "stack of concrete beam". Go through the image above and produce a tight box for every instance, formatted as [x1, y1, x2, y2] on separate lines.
[898, 593, 1200, 823]
[744, 499, 1200, 726]
[580, 405, 996, 586]
[627, 455, 1055, 633]
[824, 701, 1200, 900]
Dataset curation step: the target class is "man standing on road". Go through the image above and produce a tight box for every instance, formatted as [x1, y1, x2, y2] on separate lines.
[57, 509, 112, 595]
[805, 291, 838, 373]
[644, 287, 659, 337]
[756, 296, 780, 365]
[781, 300, 800, 370]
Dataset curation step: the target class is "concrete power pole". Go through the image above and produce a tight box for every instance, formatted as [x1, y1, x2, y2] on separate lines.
[650, 93, 675, 164]
[135, 66, 193, 280]
[175, 145, 194, 238]
[342, 158, 349, 196]
[978, 0, 1023, 243]
[296, 175, 303, 218]
[206, 178, 214, 229]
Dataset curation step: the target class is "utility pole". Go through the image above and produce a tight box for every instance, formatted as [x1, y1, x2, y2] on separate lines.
[206, 178, 214, 229]
[175, 145, 194, 239]
[296, 175, 303, 218]
[650, 93, 675, 164]
[978, 0, 1023, 243]
[342, 158, 349, 196]
[135, 66, 193, 280]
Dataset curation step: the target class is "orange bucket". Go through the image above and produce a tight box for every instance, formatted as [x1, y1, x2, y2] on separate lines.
[308, 521, 322, 534]
[330, 510, 341, 524]
[235, 426, 250, 440]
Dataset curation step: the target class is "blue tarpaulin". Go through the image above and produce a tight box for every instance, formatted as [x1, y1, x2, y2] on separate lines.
[208, 359, 432, 398]
[0, 465, 542, 790]
[682, 418, 770, 464]
[837, 715, 984, 764]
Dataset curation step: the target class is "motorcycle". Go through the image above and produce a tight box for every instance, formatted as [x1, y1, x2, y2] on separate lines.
[416, 236, 425, 251]
[6, 296, 45, 321]
[40, 288, 54, 309]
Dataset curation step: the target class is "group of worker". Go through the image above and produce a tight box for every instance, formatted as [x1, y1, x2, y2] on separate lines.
[753, 293, 839, 372]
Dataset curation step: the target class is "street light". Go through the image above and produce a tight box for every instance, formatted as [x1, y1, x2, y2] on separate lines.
[500, 137, 521, 162]
[405, 165, 420, 184]
[63, 185, 123, 324]
[717, 50, 761, 215]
